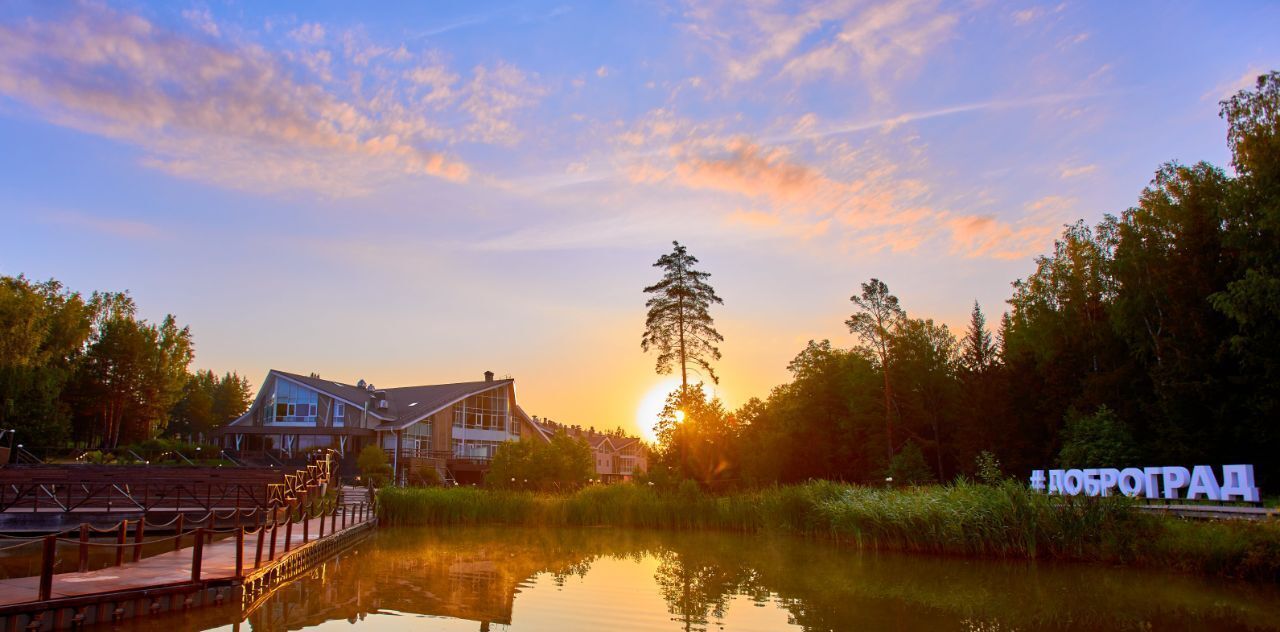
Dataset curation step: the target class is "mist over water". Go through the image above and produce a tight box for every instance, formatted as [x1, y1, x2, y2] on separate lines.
[120, 527, 1280, 631]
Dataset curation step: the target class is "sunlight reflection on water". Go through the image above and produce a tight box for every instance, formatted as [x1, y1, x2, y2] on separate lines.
[116, 527, 1280, 632]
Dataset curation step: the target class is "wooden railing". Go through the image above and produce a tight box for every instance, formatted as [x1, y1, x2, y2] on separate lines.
[9, 492, 374, 603]
[0, 453, 335, 514]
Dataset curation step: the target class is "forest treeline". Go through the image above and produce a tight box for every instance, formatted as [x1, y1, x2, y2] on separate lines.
[648, 72, 1280, 489]
[0, 277, 250, 449]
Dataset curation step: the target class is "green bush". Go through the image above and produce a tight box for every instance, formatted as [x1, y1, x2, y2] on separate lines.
[357, 445, 392, 488]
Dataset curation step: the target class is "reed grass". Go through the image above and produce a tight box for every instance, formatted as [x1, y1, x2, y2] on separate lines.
[377, 480, 1280, 581]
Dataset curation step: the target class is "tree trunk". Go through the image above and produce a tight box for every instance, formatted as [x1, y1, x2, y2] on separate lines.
[677, 293, 687, 391]
[882, 358, 894, 462]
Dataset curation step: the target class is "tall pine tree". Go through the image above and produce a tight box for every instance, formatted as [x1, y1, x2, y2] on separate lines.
[642, 241, 724, 389]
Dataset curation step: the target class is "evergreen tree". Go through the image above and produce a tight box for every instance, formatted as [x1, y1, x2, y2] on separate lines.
[961, 301, 996, 372]
[642, 241, 724, 388]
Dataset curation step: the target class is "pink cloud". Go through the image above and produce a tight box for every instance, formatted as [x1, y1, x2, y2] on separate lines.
[0, 5, 473, 196]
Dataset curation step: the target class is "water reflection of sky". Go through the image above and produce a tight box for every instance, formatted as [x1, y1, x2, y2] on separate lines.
[120, 527, 1280, 632]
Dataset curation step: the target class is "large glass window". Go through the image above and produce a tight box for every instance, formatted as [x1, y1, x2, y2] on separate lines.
[452, 387, 510, 432]
[269, 379, 319, 424]
[451, 439, 503, 460]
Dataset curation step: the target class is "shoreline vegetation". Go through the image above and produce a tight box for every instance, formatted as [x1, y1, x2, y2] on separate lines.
[377, 482, 1280, 583]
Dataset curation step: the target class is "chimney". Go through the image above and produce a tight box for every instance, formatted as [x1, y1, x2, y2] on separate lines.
[484, 370, 494, 382]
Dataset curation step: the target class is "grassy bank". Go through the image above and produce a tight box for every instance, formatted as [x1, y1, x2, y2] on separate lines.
[378, 481, 1280, 582]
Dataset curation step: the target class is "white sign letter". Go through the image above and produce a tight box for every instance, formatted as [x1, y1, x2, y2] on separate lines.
[1221, 464, 1261, 503]
[1186, 465, 1222, 501]
[1162, 466, 1191, 500]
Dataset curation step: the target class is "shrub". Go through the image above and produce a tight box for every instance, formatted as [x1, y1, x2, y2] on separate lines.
[357, 445, 392, 488]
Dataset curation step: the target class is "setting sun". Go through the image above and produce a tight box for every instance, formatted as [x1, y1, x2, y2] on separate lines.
[635, 378, 681, 443]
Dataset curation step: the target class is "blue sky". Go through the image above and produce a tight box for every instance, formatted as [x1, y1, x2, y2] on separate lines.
[0, 1, 1276, 437]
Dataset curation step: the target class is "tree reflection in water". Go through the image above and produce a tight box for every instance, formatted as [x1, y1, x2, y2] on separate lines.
[122, 527, 1280, 632]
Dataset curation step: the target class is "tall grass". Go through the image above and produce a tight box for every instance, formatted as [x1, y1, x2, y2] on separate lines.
[377, 481, 1280, 581]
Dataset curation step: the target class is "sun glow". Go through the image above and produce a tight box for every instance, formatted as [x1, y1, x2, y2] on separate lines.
[635, 378, 680, 443]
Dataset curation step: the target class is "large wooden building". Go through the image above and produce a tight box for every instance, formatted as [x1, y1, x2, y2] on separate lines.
[217, 369, 549, 484]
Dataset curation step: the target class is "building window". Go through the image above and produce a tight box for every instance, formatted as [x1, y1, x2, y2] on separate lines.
[451, 439, 503, 460]
[452, 387, 510, 432]
[269, 379, 319, 424]
[333, 402, 345, 427]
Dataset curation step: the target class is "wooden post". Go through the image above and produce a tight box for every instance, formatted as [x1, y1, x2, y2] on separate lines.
[303, 506, 310, 543]
[115, 520, 127, 567]
[254, 524, 265, 569]
[132, 519, 145, 563]
[78, 524, 89, 572]
[38, 535, 55, 602]
[268, 519, 278, 561]
[330, 503, 337, 533]
[341, 505, 346, 529]
[174, 514, 185, 551]
[191, 528, 204, 583]
[234, 529, 244, 578]
[318, 504, 326, 539]
[284, 509, 294, 553]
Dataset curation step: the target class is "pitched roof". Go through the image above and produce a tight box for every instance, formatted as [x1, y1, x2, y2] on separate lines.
[531, 418, 643, 452]
[273, 370, 513, 429]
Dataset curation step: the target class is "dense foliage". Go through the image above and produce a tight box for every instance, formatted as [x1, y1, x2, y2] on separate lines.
[378, 482, 1280, 581]
[357, 444, 392, 487]
[0, 275, 249, 448]
[485, 430, 594, 489]
[647, 71, 1280, 489]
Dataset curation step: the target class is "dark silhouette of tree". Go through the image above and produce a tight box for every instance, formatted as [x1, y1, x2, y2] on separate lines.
[642, 241, 724, 389]
[961, 301, 996, 373]
[845, 279, 905, 462]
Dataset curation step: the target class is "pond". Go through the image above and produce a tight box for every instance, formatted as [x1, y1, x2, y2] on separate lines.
[119, 527, 1280, 631]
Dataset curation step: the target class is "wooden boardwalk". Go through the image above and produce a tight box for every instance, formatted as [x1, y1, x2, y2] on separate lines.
[0, 511, 366, 607]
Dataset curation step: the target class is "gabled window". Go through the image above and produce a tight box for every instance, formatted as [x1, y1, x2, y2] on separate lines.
[452, 387, 510, 432]
[268, 378, 319, 424]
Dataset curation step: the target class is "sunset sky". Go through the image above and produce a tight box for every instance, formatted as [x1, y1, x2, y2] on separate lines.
[0, 1, 1276, 440]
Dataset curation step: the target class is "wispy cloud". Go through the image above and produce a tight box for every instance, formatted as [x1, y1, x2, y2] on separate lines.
[44, 211, 164, 239]
[761, 92, 1104, 145]
[0, 5, 564, 196]
[1203, 66, 1267, 102]
[1059, 163, 1098, 178]
[680, 0, 964, 97]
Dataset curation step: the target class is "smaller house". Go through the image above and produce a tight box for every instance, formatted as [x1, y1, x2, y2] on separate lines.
[533, 419, 648, 483]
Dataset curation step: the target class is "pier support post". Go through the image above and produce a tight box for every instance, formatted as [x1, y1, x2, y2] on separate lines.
[191, 528, 204, 582]
[39, 535, 55, 601]
[255, 525, 265, 569]
[78, 524, 89, 572]
[235, 529, 244, 578]
[174, 514, 185, 551]
[115, 520, 128, 567]
[268, 520, 278, 561]
[133, 519, 145, 562]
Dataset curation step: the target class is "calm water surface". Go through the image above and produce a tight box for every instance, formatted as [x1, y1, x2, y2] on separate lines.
[118, 527, 1280, 631]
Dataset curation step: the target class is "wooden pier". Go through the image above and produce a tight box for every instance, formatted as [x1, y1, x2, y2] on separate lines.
[0, 491, 374, 630]
[0, 454, 378, 630]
